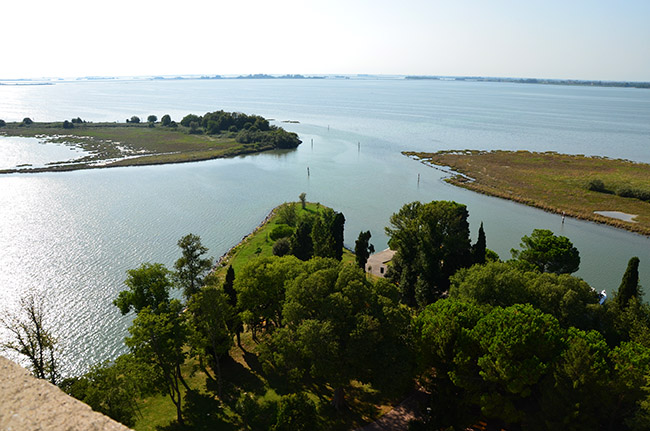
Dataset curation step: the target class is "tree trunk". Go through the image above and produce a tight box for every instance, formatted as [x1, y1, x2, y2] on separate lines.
[332, 386, 346, 410]
[236, 331, 241, 348]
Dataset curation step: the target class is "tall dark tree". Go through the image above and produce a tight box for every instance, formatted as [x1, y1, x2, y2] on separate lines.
[617, 257, 641, 307]
[160, 114, 171, 126]
[1, 294, 59, 384]
[386, 201, 473, 307]
[472, 222, 487, 265]
[147, 115, 157, 123]
[291, 219, 314, 261]
[174, 234, 213, 301]
[223, 265, 243, 347]
[354, 230, 375, 270]
[332, 212, 345, 261]
[299, 192, 307, 209]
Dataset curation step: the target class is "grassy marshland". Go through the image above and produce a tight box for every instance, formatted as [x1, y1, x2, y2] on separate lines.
[406, 150, 650, 235]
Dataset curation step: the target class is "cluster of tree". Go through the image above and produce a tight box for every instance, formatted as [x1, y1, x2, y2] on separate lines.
[178, 110, 301, 148]
[271, 202, 345, 261]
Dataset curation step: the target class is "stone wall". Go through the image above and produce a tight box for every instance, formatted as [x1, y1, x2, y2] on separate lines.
[0, 356, 132, 431]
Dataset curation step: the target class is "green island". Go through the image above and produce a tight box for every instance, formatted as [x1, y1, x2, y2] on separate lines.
[4, 197, 650, 431]
[0, 111, 300, 174]
[405, 150, 650, 236]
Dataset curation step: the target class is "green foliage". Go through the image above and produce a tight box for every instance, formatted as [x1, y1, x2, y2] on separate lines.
[60, 354, 156, 427]
[276, 203, 298, 227]
[114, 263, 172, 315]
[272, 392, 320, 431]
[180, 114, 202, 127]
[174, 234, 213, 301]
[21, 117, 33, 125]
[290, 219, 314, 261]
[128, 116, 141, 124]
[62, 120, 74, 129]
[310, 208, 345, 261]
[125, 300, 188, 425]
[0, 119, 6, 127]
[261, 260, 413, 409]
[270, 224, 294, 241]
[618, 257, 642, 308]
[472, 222, 487, 265]
[386, 200, 473, 307]
[186, 287, 233, 398]
[354, 230, 375, 270]
[511, 228, 580, 274]
[161, 114, 171, 126]
[298, 192, 307, 209]
[272, 238, 292, 257]
[147, 115, 158, 123]
[587, 178, 612, 193]
[235, 256, 305, 337]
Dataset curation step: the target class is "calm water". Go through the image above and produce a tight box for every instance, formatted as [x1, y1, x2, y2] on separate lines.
[0, 79, 648, 376]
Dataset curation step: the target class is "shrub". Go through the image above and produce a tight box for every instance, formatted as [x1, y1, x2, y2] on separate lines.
[22, 117, 33, 125]
[0, 119, 5, 127]
[62, 120, 74, 129]
[270, 224, 295, 241]
[276, 203, 297, 227]
[147, 115, 157, 123]
[617, 187, 650, 202]
[161, 114, 171, 126]
[273, 238, 292, 257]
[587, 179, 611, 193]
[127, 116, 140, 124]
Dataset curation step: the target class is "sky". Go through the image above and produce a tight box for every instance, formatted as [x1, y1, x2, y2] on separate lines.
[2, 0, 649, 81]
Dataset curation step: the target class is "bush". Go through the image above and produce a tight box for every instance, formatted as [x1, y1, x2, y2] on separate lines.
[270, 225, 295, 241]
[71, 117, 83, 124]
[273, 238, 292, 257]
[272, 392, 319, 431]
[62, 120, 74, 129]
[617, 187, 650, 202]
[276, 203, 298, 227]
[0, 119, 5, 127]
[161, 114, 171, 126]
[147, 115, 157, 123]
[587, 179, 612, 193]
[22, 117, 33, 125]
[126, 116, 140, 124]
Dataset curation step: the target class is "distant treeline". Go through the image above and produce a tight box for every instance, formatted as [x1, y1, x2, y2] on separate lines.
[405, 75, 650, 89]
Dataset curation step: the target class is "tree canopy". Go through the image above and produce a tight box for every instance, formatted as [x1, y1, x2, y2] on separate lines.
[511, 228, 580, 274]
[386, 200, 473, 306]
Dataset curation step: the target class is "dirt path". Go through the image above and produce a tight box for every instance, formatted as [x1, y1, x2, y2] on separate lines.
[357, 389, 429, 431]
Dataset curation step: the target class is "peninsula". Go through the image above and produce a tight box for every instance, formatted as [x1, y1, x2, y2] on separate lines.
[406, 150, 650, 236]
[0, 111, 300, 174]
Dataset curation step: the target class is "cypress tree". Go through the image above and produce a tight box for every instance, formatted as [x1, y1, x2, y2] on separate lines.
[222, 265, 242, 346]
[617, 257, 641, 307]
[333, 212, 346, 261]
[473, 222, 487, 265]
[354, 230, 375, 270]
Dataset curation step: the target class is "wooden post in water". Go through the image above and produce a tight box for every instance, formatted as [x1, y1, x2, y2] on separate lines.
[417, 173, 420, 185]
[307, 167, 310, 177]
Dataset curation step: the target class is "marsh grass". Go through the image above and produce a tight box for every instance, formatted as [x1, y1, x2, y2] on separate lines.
[0, 122, 278, 173]
[406, 150, 650, 235]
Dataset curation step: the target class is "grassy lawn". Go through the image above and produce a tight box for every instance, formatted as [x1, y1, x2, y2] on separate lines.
[0, 122, 278, 173]
[406, 150, 650, 235]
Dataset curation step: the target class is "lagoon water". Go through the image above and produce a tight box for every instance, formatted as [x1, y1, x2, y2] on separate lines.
[0, 78, 649, 375]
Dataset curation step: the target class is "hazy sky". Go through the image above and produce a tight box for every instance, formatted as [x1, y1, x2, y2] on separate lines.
[3, 0, 649, 81]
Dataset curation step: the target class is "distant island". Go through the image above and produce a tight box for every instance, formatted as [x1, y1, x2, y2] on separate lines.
[405, 75, 650, 89]
[406, 150, 650, 236]
[0, 111, 301, 174]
